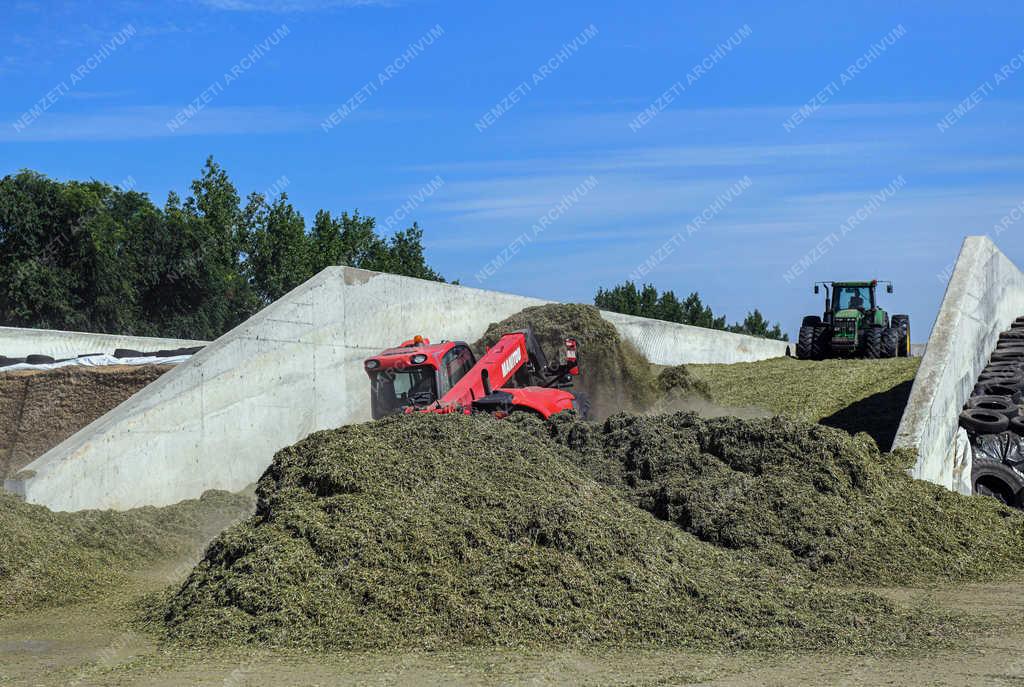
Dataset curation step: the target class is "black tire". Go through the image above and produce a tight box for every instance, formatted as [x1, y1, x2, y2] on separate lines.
[890, 314, 910, 357]
[571, 392, 591, 420]
[982, 368, 1024, 379]
[985, 360, 1024, 370]
[967, 395, 1019, 417]
[960, 408, 1010, 434]
[975, 382, 1023, 399]
[992, 350, 1024, 362]
[797, 325, 815, 359]
[811, 325, 830, 360]
[978, 372, 1024, 385]
[865, 327, 883, 359]
[972, 455, 1024, 506]
[996, 341, 1024, 352]
[881, 327, 900, 358]
[1010, 416, 1024, 436]
[1011, 321, 1024, 331]
[24, 354, 55, 364]
[801, 315, 822, 328]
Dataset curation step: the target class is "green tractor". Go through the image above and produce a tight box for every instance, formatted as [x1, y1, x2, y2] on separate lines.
[796, 280, 910, 360]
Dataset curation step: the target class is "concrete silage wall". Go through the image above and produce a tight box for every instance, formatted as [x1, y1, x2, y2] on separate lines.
[894, 236, 1024, 493]
[6, 267, 788, 511]
[603, 311, 790, 364]
[0, 327, 207, 359]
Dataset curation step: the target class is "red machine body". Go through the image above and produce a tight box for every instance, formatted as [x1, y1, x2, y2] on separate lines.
[363, 330, 583, 419]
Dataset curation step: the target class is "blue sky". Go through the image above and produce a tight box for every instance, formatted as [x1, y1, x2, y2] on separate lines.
[3, 1, 1024, 339]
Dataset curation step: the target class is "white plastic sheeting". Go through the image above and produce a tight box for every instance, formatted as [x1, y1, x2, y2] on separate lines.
[0, 354, 193, 373]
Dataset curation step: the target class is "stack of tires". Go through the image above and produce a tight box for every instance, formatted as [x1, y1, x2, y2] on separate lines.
[960, 316, 1024, 507]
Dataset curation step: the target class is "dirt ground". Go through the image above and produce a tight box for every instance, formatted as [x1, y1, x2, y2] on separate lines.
[0, 365, 169, 478]
[2, 556, 1023, 687]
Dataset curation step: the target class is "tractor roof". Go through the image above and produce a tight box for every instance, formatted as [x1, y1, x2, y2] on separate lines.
[831, 280, 876, 287]
[365, 338, 460, 371]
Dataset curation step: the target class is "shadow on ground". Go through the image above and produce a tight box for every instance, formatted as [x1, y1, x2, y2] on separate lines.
[820, 380, 914, 451]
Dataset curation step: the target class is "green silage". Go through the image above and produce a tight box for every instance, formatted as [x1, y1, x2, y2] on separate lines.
[154, 413, 962, 652]
[541, 412, 1024, 585]
[0, 489, 253, 616]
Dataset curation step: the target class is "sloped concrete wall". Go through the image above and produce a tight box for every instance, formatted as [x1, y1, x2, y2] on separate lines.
[603, 311, 789, 364]
[7, 267, 788, 511]
[0, 326, 206, 359]
[893, 236, 1024, 493]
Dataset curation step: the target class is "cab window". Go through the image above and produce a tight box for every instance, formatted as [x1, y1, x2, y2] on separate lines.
[440, 345, 475, 394]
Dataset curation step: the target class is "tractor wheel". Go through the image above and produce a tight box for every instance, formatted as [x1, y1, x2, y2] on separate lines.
[811, 325, 831, 360]
[797, 325, 815, 359]
[865, 326, 883, 359]
[801, 315, 822, 328]
[891, 314, 911, 356]
[881, 327, 900, 358]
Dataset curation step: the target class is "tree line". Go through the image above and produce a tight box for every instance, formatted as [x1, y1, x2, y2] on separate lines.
[594, 281, 788, 341]
[0, 159, 787, 344]
[0, 157, 444, 341]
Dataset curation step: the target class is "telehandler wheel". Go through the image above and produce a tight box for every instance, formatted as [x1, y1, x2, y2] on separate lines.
[865, 326, 883, 359]
[571, 392, 592, 420]
[881, 327, 900, 358]
[811, 325, 830, 360]
[797, 325, 815, 359]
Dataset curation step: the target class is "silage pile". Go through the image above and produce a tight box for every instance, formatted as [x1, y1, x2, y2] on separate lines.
[155, 413, 955, 652]
[540, 412, 1024, 585]
[0, 489, 253, 616]
[476, 304, 705, 418]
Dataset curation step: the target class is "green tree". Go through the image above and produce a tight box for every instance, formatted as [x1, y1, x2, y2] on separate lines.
[245, 193, 313, 304]
[0, 159, 445, 339]
[728, 309, 789, 341]
[594, 281, 787, 340]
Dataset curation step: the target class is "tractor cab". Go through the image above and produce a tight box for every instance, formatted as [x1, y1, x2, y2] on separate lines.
[817, 280, 891, 321]
[832, 283, 875, 314]
[364, 336, 476, 418]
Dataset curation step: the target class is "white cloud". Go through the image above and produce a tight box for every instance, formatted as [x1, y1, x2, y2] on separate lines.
[194, 0, 394, 11]
[1, 106, 319, 141]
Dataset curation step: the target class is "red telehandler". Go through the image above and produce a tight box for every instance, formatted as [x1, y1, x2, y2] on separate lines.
[363, 329, 587, 419]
